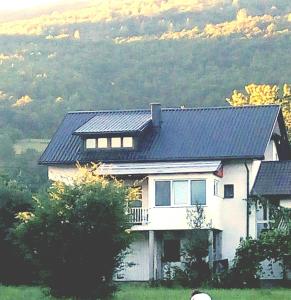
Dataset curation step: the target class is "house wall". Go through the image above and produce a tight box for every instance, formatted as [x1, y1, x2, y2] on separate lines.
[264, 139, 279, 161]
[280, 199, 291, 208]
[47, 137, 279, 268]
[146, 173, 223, 230]
[48, 166, 78, 183]
[218, 157, 272, 262]
[219, 161, 248, 261]
[115, 232, 149, 281]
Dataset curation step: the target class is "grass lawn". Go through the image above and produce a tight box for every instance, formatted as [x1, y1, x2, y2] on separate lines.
[0, 284, 290, 300]
[0, 286, 54, 300]
[115, 284, 291, 300]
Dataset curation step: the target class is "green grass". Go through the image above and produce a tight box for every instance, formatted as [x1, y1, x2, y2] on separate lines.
[0, 286, 55, 300]
[0, 284, 290, 300]
[115, 284, 291, 300]
[14, 139, 50, 154]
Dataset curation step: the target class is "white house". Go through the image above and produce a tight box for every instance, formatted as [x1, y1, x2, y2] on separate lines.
[39, 103, 291, 281]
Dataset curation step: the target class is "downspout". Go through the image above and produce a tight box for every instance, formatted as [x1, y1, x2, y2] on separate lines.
[244, 162, 250, 238]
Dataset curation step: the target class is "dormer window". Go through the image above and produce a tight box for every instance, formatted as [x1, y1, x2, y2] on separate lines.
[123, 137, 133, 148]
[111, 137, 122, 148]
[85, 137, 134, 150]
[97, 138, 108, 148]
[86, 138, 96, 149]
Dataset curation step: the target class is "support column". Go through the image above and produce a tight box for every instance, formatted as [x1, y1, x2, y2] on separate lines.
[208, 230, 214, 269]
[155, 232, 162, 280]
[149, 230, 155, 281]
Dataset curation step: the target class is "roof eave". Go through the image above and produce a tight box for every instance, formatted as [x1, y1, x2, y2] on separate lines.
[38, 154, 264, 166]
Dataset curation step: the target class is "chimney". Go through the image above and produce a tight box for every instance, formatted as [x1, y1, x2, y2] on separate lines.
[151, 103, 162, 130]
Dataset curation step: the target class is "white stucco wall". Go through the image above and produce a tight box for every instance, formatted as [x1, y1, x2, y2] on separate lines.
[280, 199, 291, 208]
[48, 165, 78, 183]
[146, 173, 223, 230]
[219, 161, 248, 261]
[115, 232, 149, 281]
[264, 139, 279, 161]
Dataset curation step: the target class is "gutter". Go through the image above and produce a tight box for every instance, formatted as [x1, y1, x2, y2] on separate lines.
[38, 155, 265, 166]
[244, 162, 250, 238]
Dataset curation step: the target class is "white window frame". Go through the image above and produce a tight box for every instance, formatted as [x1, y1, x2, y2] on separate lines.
[154, 179, 207, 207]
[111, 137, 122, 148]
[85, 138, 96, 149]
[97, 137, 108, 148]
[123, 136, 133, 148]
[256, 200, 271, 237]
[214, 179, 220, 197]
[92, 136, 134, 149]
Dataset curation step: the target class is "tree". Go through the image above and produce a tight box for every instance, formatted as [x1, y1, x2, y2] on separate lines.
[14, 164, 135, 299]
[0, 177, 34, 284]
[227, 83, 291, 138]
[173, 204, 211, 287]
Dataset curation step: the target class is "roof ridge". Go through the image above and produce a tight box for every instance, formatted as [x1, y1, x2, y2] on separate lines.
[162, 104, 280, 111]
[67, 108, 150, 114]
[68, 104, 280, 114]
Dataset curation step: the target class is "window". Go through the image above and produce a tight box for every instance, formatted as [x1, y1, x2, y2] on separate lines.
[214, 180, 219, 196]
[86, 138, 96, 149]
[86, 136, 134, 149]
[97, 138, 108, 148]
[155, 181, 171, 206]
[256, 202, 270, 237]
[163, 240, 180, 262]
[123, 137, 133, 148]
[224, 184, 234, 198]
[191, 180, 206, 205]
[173, 181, 188, 205]
[111, 137, 121, 148]
[155, 179, 206, 206]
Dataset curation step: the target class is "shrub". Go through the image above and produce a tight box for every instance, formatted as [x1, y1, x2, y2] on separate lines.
[14, 165, 133, 299]
[0, 177, 34, 284]
[227, 228, 290, 288]
[173, 230, 210, 287]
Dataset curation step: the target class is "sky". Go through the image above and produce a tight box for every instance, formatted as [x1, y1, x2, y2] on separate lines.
[0, 0, 63, 11]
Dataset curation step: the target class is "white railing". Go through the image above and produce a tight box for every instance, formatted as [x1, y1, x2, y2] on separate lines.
[129, 208, 149, 224]
[278, 217, 289, 231]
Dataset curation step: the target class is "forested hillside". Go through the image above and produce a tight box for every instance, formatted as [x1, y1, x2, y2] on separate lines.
[0, 0, 291, 141]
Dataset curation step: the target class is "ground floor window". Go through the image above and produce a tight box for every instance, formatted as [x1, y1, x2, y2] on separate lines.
[163, 239, 180, 262]
[256, 201, 270, 237]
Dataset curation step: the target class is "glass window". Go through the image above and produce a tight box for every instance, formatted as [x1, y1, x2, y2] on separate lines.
[214, 180, 219, 196]
[111, 137, 121, 148]
[155, 181, 171, 206]
[123, 137, 133, 148]
[256, 202, 270, 237]
[191, 180, 206, 205]
[257, 203, 268, 221]
[173, 180, 188, 205]
[257, 223, 269, 237]
[86, 138, 96, 149]
[224, 184, 234, 198]
[163, 240, 180, 262]
[97, 138, 108, 148]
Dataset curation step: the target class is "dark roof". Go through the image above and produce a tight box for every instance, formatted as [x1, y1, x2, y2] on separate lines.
[252, 161, 291, 196]
[39, 105, 284, 165]
[74, 111, 151, 135]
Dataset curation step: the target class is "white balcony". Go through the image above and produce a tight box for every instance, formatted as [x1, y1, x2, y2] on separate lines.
[129, 207, 149, 225]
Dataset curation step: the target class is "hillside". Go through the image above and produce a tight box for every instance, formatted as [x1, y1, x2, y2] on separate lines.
[0, 0, 291, 139]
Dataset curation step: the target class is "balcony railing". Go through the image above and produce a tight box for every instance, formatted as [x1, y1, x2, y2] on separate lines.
[129, 207, 149, 225]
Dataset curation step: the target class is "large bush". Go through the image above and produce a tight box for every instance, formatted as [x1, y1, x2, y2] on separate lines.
[174, 230, 210, 287]
[0, 176, 34, 284]
[14, 165, 134, 299]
